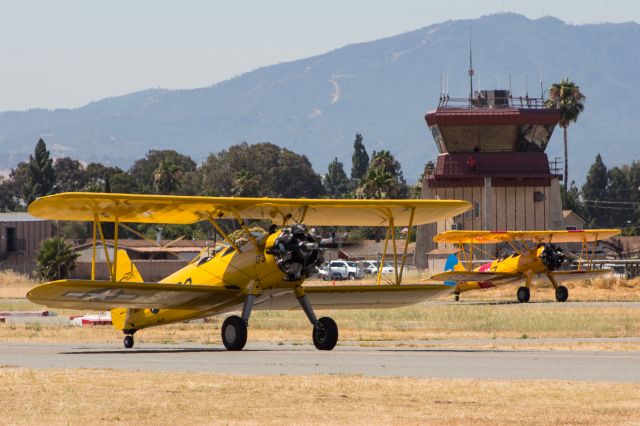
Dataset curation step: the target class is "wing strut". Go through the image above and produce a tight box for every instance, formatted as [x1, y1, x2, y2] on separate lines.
[206, 215, 240, 252]
[375, 207, 416, 285]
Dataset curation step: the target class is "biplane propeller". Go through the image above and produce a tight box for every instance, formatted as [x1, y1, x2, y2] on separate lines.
[26, 192, 470, 351]
[430, 229, 621, 303]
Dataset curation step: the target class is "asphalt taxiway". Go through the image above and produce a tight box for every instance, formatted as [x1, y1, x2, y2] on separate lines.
[1, 341, 638, 382]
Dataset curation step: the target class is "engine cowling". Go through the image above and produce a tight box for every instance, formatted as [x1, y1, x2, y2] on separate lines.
[539, 243, 566, 271]
[266, 224, 323, 281]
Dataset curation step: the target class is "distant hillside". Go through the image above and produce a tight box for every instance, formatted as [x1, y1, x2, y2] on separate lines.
[1, 13, 639, 183]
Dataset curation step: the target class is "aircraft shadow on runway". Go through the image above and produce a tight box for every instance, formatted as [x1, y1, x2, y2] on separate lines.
[59, 348, 279, 355]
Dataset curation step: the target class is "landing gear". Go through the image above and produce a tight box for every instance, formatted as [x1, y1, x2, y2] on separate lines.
[313, 317, 338, 351]
[546, 273, 569, 302]
[454, 294, 460, 302]
[221, 315, 247, 350]
[555, 285, 569, 302]
[297, 291, 338, 351]
[517, 286, 530, 303]
[221, 294, 255, 351]
[123, 334, 134, 349]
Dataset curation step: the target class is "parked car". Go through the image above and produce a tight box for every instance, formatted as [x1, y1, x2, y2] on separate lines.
[359, 260, 395, 275]
[321, 260, 364, 280]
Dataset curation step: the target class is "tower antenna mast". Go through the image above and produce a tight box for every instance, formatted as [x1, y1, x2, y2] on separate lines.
[468, 28, 474, 105]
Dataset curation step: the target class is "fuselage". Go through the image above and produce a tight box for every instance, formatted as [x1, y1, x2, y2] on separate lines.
[111, 231, 305, 332]
[455, 245, 550, 293]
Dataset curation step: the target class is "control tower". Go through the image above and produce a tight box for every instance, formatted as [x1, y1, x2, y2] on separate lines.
[415, 90, 565, 270]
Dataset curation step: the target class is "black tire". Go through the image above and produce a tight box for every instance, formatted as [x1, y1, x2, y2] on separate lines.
[517, 286, 530, 303]
[123, 335, 134, 349]
[313, 317, 338, 351]
[221, 315, 247, 351]
[555, 285, 569, 302]
[454, 294, 460, 302]
[348, 273, 355, 280]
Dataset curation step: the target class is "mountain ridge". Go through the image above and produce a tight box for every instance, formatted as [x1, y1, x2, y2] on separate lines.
[1, 13, 639, 183]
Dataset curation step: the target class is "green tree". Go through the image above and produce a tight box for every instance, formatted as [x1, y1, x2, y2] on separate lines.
[324, 157, 350, 198]
[153, 160, 183, 194]
[130, 150, 196, 194]
[351, 133, 369, 181]
[562, 181, 586, 221]
[201, 142, 324, 198]
[581, 154, 608, 226]
[36, 237, 80, 281]
[606, 166, 634, 228]
[0, 162, 29, 211]
[53, 157, 86, 193]
[23, 139, 56, 204]
[84, 163, 123, 192]
[545, 79, 585, 207]
[356, 150, 408, 199]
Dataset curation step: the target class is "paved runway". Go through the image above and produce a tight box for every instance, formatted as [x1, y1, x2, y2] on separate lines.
[2, 342, 639, 382]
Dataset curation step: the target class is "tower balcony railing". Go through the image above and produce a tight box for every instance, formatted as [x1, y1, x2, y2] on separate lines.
[437, 95, 548, 110]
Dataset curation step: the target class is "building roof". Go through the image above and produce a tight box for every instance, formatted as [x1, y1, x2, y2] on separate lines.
[0, 212, 47, 222]
[563, 210, 586, 223]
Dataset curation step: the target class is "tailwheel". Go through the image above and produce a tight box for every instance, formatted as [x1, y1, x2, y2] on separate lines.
[123, 335, 134, 349]
[517, 286, 530, 303]
[222, 315, 248, 351]
[555, 285, 569, 302]
[312, 317, 338, 351]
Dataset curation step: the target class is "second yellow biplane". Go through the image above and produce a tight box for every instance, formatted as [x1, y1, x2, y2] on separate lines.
[430, 229, 621, 303]
[26, 192, 470, 351]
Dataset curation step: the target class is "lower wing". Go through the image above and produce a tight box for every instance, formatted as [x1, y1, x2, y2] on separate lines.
[27, 280, 451, 312]
[548, 269, 610, 282]
[255, 284, 452, 310]
[27, 280, 244, 311]
[430, 271, 523, 284]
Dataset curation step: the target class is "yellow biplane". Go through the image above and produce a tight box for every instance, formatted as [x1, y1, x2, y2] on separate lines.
[26, 192, 470, 351]
[430, 229, 621, 303]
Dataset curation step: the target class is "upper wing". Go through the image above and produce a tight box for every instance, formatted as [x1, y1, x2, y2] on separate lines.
[27, 279, 244, 311]
[28, 192, 470, 227]
[434, 229, 621, 244]
[430, 271, 523, 284]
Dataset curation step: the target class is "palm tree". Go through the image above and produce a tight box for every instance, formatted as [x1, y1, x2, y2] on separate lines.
[545, 79, 585, 207]
[153, 160, 182, 194]
[36, 237, 80, 281]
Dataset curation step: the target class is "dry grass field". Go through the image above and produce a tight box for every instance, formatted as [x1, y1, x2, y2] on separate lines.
[2, 271, 640, 424]
[0, 368, 639, 425]
[2, 270, 640, 351]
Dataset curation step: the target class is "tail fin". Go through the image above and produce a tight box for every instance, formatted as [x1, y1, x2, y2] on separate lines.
[115, 249, 143, 282]
[443, 254, 463, 287]
[111, 250, 143, 332]
[444, 254, 459, 272]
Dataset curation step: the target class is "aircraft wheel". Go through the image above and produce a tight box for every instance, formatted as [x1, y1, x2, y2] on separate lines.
[454, 294, 460, 302]
[313, 317, 338, 351]
[555, 285, 569, 302]
[222, 315, 247, 351]
[123, 335, 134, 349]
[517, 286, 530, 303]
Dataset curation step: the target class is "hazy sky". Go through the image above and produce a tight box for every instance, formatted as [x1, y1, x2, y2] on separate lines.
[1, 0, 638, 111]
